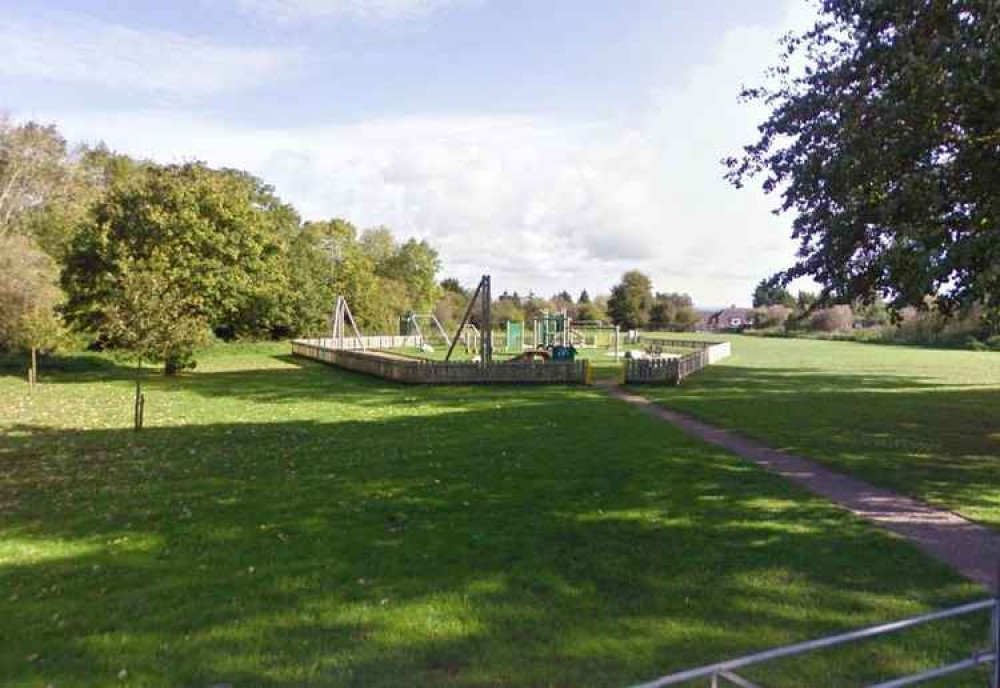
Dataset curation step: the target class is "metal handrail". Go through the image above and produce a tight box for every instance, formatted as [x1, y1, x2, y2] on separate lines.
[631, 598, 997, 688]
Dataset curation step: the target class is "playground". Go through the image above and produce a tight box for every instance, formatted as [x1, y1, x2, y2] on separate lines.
[295, 276, 724, 385]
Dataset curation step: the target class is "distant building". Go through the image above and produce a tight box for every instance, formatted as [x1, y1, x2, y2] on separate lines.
[698, 306, 755, 331]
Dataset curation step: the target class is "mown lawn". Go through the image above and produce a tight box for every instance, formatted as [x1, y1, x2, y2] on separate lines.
[0, 343, 989, 687]
[640, 333, 1000, 530]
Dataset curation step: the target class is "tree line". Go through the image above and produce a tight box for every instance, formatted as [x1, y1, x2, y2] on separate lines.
[0, 117, 443, 374]
[0, 117, 700, 378]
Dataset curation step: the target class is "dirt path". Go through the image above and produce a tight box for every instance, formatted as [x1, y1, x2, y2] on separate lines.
[603, 383, 1000, 589]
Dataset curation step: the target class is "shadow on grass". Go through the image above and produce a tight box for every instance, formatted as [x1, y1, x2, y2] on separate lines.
[0, 386, 987, 687]
[0, 351, 136, 381]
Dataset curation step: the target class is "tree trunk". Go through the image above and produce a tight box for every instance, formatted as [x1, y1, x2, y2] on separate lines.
[134, 358, 145, 431]
[164, 354, 180, 376]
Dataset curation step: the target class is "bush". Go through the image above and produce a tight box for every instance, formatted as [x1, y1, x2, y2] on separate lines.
[965, 336, 988, 351]
[753, 305, 792, 329]
[808, 305, 854, 332]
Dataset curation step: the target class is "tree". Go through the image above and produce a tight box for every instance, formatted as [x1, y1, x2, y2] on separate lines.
[607, 270, 653, 329]
[796, 291, 819, 314]
[441, 278, 465, 295]
[808, 305, 855, 333]
[16, 308, 67, 388]
[359, 226, 397, 269]
[649, 292, 697, 330]
[753, 304, 793, 329]
[105, 257, 210, 425]
[0, 235, 61, 351]
[576, 301, 605, 323]
[752, 279, 796, 309]
[303, 219, 379, 331]
[63, 162, 297, 346]
[381, 239, 442, 313]
[578, 289, 591, 304]
[434, 290, 469, 331]
[491, 298, 525, 325]
[0, 117, 71, 240]
[727, 1, 1000, 332]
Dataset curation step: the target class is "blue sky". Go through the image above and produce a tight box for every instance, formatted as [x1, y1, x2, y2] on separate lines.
[2, 0, 817, 305]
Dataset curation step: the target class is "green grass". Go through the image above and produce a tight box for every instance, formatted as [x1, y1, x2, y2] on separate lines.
[0, 343, 989, 687]
[639, 333, 1000, 529]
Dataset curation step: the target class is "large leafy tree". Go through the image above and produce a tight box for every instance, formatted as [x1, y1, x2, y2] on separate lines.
[63, 162, 297, 342]
[728, 1, 1000, 330]
[607, 270, 653, 329]
[649, 292, 698, 330]
[0, 118, 70, 239]
[752, 279, 796, 309]
[303, 218, 380, 331]
[381, 238, 442, 314]
[0, 234, 62, 351]
[0, 118, 115, 258]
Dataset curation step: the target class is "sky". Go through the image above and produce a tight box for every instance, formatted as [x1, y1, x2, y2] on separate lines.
[2, 0, 820, 307]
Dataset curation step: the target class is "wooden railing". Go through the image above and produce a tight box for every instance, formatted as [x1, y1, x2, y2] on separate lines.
[292, 340, 589, 385]
[308, 335, 423, 351]
[624, 340, 730, 385]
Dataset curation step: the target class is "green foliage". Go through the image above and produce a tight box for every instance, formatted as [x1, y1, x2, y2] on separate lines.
[0, 235, 62, 351]
[62, 162, 300, 341]
[648, 292, 697, 331]
[752, 304, 793, 329]
[15, 308, 67, 356]
[576, 300, 605, 323]
[104, 256, 211, 375]
[440, 277, 466, 295]
[379, 239, 442, 313]
[752, 279, 795, 309]
[0, 117, 72, 243]
[490, 298, 525, 325]
[304, 219, 443, 333]
[433, 290, 469, 331]
[729, 2, 1000, 327]
[607, 270, 653, 329]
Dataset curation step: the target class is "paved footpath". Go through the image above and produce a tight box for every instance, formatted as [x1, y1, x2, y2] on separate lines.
[603, 383, 1000, 590]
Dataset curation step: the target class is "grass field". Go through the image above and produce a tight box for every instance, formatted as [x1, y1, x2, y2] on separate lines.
[0, 344, 990, 687]
[640, 333, 1000, 530]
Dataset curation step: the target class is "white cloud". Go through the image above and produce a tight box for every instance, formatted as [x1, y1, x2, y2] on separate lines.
[37, 0, 818, 306]
[232, 0, 466, 23]
[0, 14, 294, 99]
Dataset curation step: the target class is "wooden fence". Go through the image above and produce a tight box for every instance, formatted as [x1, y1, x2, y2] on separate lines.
[624, 339, 730, 385]
[308, 335, 423, 351]
[292, 340, 589, 385]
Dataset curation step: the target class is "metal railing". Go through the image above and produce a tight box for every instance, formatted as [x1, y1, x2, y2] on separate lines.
[631, 596, 999, 688]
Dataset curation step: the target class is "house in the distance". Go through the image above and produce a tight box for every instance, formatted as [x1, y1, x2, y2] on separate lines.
[698, 306, 755, 332]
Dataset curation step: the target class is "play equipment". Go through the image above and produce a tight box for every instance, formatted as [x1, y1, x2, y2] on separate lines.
[534, 312, 569, 348]
[551, 345, 577, 362]
[331, 295, 366, 350]
[404, 312, 451, 350]
[446, 275, 494, 363]
[509, 349, 551, 363]
[505, 320, 524, 352]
